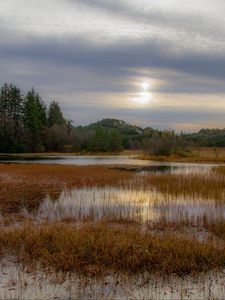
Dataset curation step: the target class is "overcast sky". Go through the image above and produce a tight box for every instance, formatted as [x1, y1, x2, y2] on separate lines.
[0, 0, 225, 131]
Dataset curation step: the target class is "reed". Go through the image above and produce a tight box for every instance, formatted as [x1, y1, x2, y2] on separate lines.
[0, 164, 133, 213]
[141, 147, 225, 163]
[1, 164, 225, 232]
[141, 172, 225, 201]
[0, 223, 224, 276]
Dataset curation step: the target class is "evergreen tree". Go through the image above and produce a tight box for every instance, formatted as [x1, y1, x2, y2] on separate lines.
[0, 83, 24, 124]
[23, 88, 47, 151]
[108, 129, 123, 152]
[90, 126, 109, 152]
[48, 101, 66, 127]
[0, 83, 24, 152]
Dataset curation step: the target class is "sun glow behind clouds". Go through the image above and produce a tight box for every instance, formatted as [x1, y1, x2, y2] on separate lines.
[135, 91, 152, 104]
[141, 81, 150, 90]
[132, 81, 153, 105]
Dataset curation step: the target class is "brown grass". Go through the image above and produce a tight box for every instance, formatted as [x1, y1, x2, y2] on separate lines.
[1, 164, 225, 277]
[141, 147, 225, 163]
[147, 218, 225, 242]
[206, 220, 225, 238]
[142, 172, 225, 201]
[0, 164, 133, 213]
[0, 223, 224, 276]
[212, 166, 225, 175]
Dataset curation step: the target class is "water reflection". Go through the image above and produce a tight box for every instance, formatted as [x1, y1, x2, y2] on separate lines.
[0, 155, 220, 175]
[34, 187, 225, 225]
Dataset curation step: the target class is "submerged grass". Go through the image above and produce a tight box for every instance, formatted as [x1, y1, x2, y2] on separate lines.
[0, 223, 224, 276]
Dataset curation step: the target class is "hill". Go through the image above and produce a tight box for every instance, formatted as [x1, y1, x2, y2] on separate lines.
[76, 118, 146, 149]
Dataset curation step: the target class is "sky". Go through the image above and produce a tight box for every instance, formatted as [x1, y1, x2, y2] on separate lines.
[0, 0, 225, 131]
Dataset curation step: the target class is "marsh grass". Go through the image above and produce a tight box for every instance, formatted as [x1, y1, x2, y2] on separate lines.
[0, 164, 134, 213]
[205, 220, 225, 238]
[2, 164, 225, 215]
[27, 187, 224, 231]
[141, 172, 225, 201]
[1, 164, 225, 231]
[0, 223, 224, 276]
[1, 163, 225, 280]
[141, 147, 225, 162]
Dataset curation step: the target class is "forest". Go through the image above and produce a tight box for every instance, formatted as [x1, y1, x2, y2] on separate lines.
[1, 83, 225, 154]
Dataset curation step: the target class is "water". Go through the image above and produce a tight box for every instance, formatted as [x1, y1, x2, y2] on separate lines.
[1, 258, 224, 300]
[32, 186, 225, 226]
[0, 155, 220, 174]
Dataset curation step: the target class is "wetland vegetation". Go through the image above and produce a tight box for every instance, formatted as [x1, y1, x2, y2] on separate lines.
[0, 162, 225, 298]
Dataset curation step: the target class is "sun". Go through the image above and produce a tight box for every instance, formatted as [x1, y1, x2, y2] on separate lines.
[141, 81, 150, 91]
[135, 91, 152, 104]
[132, 81, 153, 104]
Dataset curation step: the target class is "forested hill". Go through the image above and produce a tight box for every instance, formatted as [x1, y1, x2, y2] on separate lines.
[81, 119, 143, 134]
[76, 119, 145, 149]
[1, 83, 225, 154]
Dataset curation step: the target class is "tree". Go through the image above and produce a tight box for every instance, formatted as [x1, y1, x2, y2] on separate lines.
[48, 101, 66, 127]
[143, 131, 176, 156]
[23, 88, 47, 151]
[0, 83, 24, 152]
[47, 124, 67, 152]
[0, 83, 24, 122]
[66, 119, 73, 137]
[108, 129, 123, 152]
[90, 126, 109, 152]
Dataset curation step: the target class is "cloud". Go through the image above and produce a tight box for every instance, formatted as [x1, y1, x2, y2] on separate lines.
[0, 0, 225, 130]
[1, 34, 225, 81]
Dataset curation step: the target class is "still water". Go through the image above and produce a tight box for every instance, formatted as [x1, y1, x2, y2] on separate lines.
[0, 155, 221, 174]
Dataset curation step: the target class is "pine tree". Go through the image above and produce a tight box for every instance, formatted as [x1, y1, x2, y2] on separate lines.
[0, 83, 23, 123]
[48, 101, 66, 127]
[108, 129, 123, 152]
[0, 83, 24, 152]
[91, 126, 109, 152]
[23, 88, 47, 151]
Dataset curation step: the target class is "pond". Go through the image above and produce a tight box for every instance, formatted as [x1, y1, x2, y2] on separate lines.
[0, 155, 221, 174]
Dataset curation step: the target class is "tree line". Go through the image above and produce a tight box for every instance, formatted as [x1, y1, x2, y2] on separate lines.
[0, 83, 71, 152]
[0, 83, 124, 153]
[1, 83, 225, 155]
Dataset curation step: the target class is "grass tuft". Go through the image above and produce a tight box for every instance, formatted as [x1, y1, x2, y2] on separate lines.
[0, 224, 224, 276]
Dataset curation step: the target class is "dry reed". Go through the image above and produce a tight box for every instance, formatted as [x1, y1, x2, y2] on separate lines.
[0, 223, 224, 276]
[0, 164, 133, 213]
